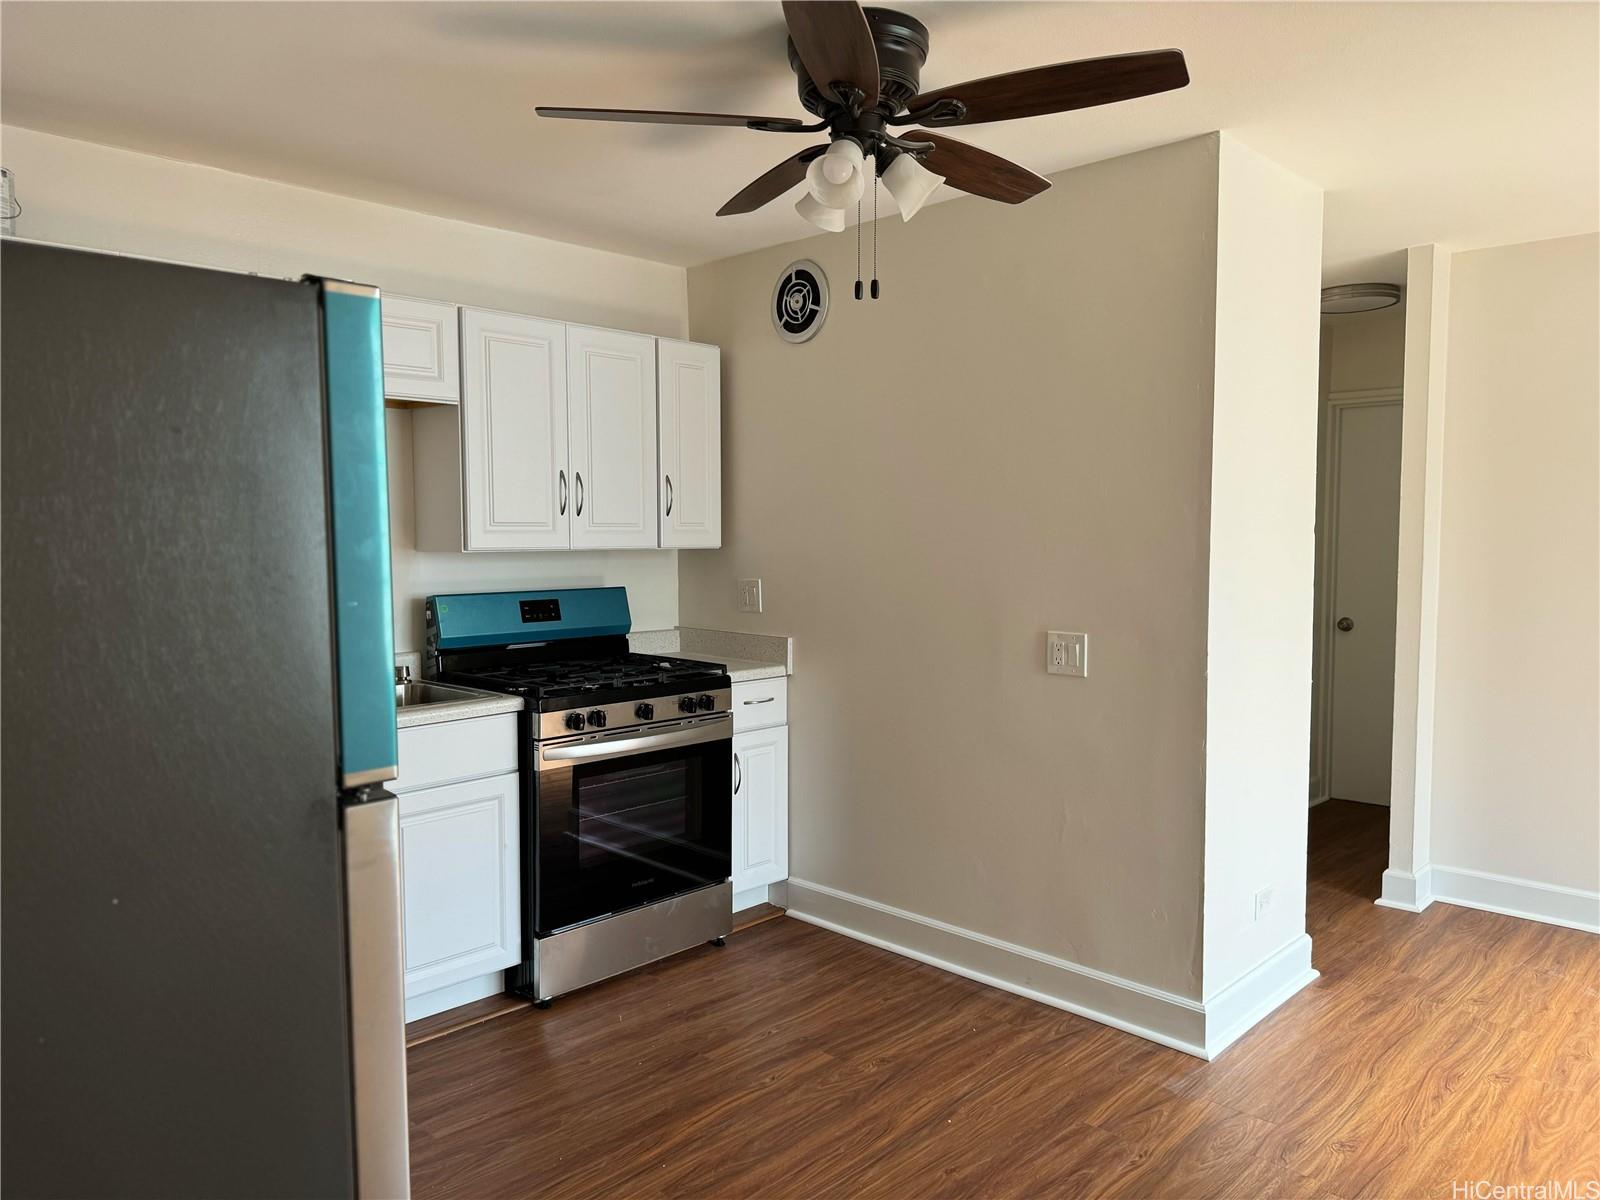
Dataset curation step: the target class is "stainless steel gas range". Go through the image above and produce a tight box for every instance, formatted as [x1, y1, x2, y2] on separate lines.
[424, 587, 733, 1005]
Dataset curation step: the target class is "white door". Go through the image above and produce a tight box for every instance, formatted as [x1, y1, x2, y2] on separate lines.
[567, 325, 658, 549]
[460, 309, 569, 550]
[398, 772, 521, 998]
[1328, 400, 1403, 805]
[380, 296, 459, 404]
[657, 339, 722, 548]
[732, 726, 789, 891]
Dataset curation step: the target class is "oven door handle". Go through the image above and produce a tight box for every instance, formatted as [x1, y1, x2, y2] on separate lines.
[539, 716, 731, 765]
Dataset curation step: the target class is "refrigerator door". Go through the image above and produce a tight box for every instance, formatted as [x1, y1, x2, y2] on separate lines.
[0, 241, 377, 1198]
[318, 280, 400, 789]
[343, 790, 411, 1199]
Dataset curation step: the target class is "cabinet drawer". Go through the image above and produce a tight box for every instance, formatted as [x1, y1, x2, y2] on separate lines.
[395, 713, 518, 793]
[732, 678, 787, 732]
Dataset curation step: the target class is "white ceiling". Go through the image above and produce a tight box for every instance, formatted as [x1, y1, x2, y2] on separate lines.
[2, 2, 1595, 279]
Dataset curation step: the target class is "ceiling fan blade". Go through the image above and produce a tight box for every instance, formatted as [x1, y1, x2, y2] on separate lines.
[782, 1, 880, 107]
[536, 107, 805, 129]
[910, 132, 1050, 205]
[717, 146, 827, 216]
[908, 50, 1189, 126]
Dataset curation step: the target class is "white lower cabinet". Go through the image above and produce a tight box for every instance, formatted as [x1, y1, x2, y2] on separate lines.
[731, 679, 789, 912]
[394, 714, 520, 1022]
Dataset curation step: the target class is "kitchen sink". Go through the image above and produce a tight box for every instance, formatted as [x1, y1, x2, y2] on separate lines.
[395, 680, 493, 709]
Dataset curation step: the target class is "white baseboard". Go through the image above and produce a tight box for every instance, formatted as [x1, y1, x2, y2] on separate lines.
[1201, 935, 1318, 1058]
[404, 971, 504, 1023]
[784, 879, 1316, 1061]
[1308, 793, 1331, 808]
[1430, 865, 1599, 933]
[1376, 865, 1434, 912]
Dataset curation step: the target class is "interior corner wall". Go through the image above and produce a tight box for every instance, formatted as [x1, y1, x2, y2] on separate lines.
[1430, 233, 1600, 897]
[0, 125, 690, 650]
[681, 134, 1223, 1001]
[1200, 136, 1324, 998]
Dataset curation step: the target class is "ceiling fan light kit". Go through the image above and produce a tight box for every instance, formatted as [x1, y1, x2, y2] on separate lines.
[538, 2, 1188, 302]
[796, 191, 847, 231]
[881, 152, 943, 221]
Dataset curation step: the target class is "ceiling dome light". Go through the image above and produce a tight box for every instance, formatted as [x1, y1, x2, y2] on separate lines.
[1320, 283, 1403, 315]
[882, 153, 945, 222]
[796, 192, 846, 232]
[805, 139, 866, 210]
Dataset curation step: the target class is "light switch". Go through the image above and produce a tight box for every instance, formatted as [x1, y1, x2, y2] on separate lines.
[737, 578, 764, 614]
[1046, 631, 1087, 677]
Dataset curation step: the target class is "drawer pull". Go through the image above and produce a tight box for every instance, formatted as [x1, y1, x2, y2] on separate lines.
[743, 696, 776, 705]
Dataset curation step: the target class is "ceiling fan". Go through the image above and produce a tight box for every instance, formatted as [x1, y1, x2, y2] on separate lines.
[537, 2, 1189, 230]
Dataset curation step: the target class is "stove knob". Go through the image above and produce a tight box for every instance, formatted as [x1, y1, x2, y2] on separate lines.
[635, 702, 655, 721]
[696, 694, 716, 712]
[677, 696, 697, 714]
[588, 709, 607, 729]
[564, 711, 586, 732]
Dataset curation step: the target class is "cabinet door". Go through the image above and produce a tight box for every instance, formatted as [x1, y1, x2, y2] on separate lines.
[732, 726, 789, 892]
[398, 772, 520, 997]
[567, 325, 658, 549]
[657, 339, 721, 548]
[381, 296, 460, 404]
[460, 309, 569, 550]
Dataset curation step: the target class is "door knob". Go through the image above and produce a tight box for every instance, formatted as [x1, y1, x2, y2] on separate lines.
[1336, 617, 1355, 632]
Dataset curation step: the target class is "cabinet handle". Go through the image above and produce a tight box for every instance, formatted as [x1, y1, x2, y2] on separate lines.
[665, 474, 674, 517]
[742, 697, 775, 706]
[575, 472, 584, 517]
[733, 752, 742, 794]
[558, 470, 568, 516]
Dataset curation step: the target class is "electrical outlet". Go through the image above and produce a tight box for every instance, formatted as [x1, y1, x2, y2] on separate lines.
[1253, 886, 1275, 922]
[1046, 631, 1088, 677]
[737, 578, 764, 614]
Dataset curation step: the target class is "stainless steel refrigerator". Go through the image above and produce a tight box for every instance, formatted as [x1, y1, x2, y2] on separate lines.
[1, 240, 410, 1198]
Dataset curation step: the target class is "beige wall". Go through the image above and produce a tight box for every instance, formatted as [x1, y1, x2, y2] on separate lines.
[1431, 233, 1599, 892]
[0, 125, 689, 650]
[1201, 138, 1323, 995]
[684, 133, 1295, 999]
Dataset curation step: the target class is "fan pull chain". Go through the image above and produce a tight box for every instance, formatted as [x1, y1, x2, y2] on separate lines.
[854, 194, 863, 300]
[871, 171, 880, 300]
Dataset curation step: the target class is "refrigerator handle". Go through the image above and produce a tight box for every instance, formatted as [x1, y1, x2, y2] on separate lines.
[343, 790, 411, 1200]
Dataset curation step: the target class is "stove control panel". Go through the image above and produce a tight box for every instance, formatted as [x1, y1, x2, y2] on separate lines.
[538, 687, 731, 742]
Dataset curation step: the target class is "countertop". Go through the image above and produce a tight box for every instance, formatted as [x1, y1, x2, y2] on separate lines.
[395, 689, 522, 730]
[629, 627, 793, 684]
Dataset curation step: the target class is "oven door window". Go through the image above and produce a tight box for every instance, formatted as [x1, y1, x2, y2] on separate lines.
[536, 733, 731, 934]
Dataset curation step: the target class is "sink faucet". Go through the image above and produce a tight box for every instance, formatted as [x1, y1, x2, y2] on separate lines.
[394, 664, 412, 687]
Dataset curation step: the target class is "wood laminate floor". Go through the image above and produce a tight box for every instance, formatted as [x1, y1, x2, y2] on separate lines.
[407, 801, 1599, 1199]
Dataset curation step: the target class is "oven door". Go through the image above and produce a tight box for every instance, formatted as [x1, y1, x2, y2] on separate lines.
[534, 714, 732, 935]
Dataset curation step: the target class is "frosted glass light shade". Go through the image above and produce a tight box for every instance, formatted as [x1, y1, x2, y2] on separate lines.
[796, 192, 847, 231]
[805, 139, 866, 209]
[882, 153, 944, 221]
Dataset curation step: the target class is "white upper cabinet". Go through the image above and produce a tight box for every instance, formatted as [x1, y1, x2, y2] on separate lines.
[566, 325, 658, 550]
[458, 309, 570, 550]
[381, 296, 460, 404]
[657, 339, 722, 549]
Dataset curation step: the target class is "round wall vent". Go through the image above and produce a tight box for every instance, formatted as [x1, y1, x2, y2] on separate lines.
[772, 260, 828, 343]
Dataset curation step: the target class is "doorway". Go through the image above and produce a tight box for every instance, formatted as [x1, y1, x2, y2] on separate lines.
[1309, 303, 1407, 889]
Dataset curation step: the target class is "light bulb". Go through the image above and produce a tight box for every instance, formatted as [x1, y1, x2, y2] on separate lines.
[882, 153, 945, 222]
[805, 139, 866, 210]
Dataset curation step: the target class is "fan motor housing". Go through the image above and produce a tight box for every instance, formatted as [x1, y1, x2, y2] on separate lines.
[788, 7, 930, 116]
